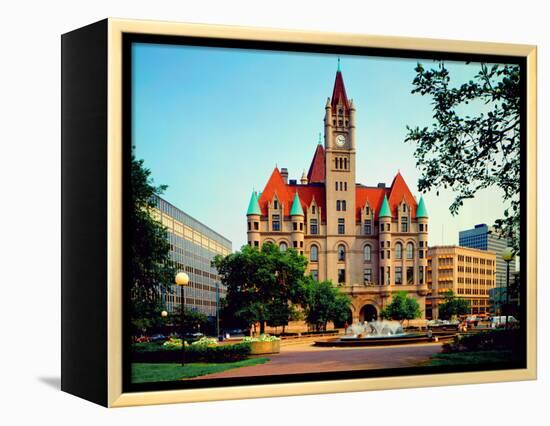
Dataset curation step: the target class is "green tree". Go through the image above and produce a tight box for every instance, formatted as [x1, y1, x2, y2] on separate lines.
[406, 62, 520, 253]
[302, 277, 352, 332]
[129, 154, 176, 331]
[212, 243, 308, 334]
[438, 291, 471, 320]
[379, 291, 422, 324]
[130, 298, 167, 336]
[170, 306, 210, 334]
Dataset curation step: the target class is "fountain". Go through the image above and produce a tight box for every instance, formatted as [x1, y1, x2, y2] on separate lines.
[341, 320, 406, 339]
[314, 320, 456, 347]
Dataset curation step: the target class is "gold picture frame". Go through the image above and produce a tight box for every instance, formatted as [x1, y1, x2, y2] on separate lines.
[61, 18, 537, 407]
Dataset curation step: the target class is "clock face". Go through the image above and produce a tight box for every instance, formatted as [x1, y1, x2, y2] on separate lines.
[336, 134, 346, 147]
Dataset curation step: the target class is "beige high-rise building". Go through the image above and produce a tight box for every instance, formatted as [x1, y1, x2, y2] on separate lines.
[246, 64, 430, 323]
[426, 246, 497, 319]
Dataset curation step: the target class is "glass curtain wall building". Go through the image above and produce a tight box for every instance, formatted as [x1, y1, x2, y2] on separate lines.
[152, 195, 232, 318]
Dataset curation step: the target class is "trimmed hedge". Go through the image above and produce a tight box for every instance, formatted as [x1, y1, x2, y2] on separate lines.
[132, 342, 251, 363]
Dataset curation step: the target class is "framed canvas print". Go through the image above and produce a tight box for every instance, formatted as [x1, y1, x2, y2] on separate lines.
[61, 18, 537, 407]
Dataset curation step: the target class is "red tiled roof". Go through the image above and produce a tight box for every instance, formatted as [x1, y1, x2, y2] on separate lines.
[307, 144, 325, 183]
[354, 173, 418, 220]
[355, 186, 389, 221]
[331, 71, 350, 115]
[258, 160, 417, 224]
[388, 172, 418, 218]
[258, 167, 327, 221]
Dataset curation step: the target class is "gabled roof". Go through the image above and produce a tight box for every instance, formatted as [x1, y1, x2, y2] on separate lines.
[307, 144, 325, 183]
[388, 172, 418, 218]
[290, 192, 304, 216]
[257, 167, 290, 215]
[416, 196, 428, 218]
[257, 167, 327, 221]
[355, 186, 388, 220]
[331, 70, 350, 115]
[246, 191, 261, 215]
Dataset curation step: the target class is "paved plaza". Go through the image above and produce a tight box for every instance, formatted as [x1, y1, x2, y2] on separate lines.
[190, 340, 443, 380]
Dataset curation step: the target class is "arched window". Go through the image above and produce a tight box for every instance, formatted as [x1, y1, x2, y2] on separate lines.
[338, 244, 346, 261]
[395, 243, 403, 259]
[364, 244, 372, 262]
[279, 242, 288, 252]
[406, 242, 414, 259]
[310, 245, 319, 262]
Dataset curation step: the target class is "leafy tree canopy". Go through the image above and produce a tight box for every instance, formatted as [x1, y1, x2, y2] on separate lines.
[129, 153, 176, 332]
[301, 277, 351, 332]
[129, 153, 176, 299]
[380, 291, 422, 323]
[406, 62, 520, 253]
[212, 243, 308, 334]
[438, 291, 471, 320]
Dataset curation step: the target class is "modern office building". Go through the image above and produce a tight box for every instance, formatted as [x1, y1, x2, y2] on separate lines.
[152, 195, 232, 317]
[426, 246, 497, 319]
[459, 223, 516, 288]
[246, 64, 430, 323]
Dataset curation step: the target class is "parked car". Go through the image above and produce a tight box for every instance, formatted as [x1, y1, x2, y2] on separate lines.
[489, 316, 518, 328]
[150, 333, 167, 343]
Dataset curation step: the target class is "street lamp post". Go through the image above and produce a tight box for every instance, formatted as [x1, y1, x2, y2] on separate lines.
[501, 247, 514, 329]
[175, 271, 190, 366]
[160, 310, 168, 335]
[216, 281, 220, 340]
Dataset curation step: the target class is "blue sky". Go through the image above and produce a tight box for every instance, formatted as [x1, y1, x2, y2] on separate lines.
[132, 42, 509, 250]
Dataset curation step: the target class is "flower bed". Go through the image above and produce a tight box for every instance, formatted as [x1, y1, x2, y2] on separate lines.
[243, 335, 281, 355]
[132, 338, 251, 363]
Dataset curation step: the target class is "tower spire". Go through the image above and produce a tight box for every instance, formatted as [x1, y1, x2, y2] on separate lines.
[337, 57, 341, 72]
[318, 132, 322, 145]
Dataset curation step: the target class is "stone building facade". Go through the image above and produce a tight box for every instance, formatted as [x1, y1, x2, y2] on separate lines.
[426, 246, 497, 319]
[246, 65, 430, 323]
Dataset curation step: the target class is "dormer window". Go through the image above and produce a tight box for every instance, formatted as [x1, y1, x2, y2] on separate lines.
[274, 200, 278, 209]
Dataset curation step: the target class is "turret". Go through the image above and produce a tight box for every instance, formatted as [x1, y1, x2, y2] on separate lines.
[290, 192, 305, 255]
[416, 196, 429, 294]
[349, 99, 356, 149]
[324, 97, 332, 149]
[378, 195, 392, 286]
[246, 191, 261, 247]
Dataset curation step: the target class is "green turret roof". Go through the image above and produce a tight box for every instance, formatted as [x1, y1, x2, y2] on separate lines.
[416, 196, 428, 218]
[378, 195, 392, 218]
[290, 192, 304, 216]
[246, 191, 261, 216]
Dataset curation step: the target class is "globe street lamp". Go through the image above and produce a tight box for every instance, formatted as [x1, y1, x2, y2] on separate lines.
[160, 310, 168, 335]
[501, 247, 514, 329]
[175, 271, 190, 366]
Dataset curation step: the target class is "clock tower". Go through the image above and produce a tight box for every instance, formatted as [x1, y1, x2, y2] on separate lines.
[323, 61, 358, 285]
[324, 62, 357, 236]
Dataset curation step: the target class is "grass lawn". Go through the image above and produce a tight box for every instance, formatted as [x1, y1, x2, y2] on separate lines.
[428, 350, 516, 367]
[132, 358, 269, 383]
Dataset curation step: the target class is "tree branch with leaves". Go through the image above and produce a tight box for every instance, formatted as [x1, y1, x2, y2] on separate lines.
[406, 62, 521, 253]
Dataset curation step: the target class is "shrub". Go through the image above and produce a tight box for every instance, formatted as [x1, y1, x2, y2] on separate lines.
[131, 341, 251, 363]
[191, 336, 218, 347]
[442, 329, 521, 353]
